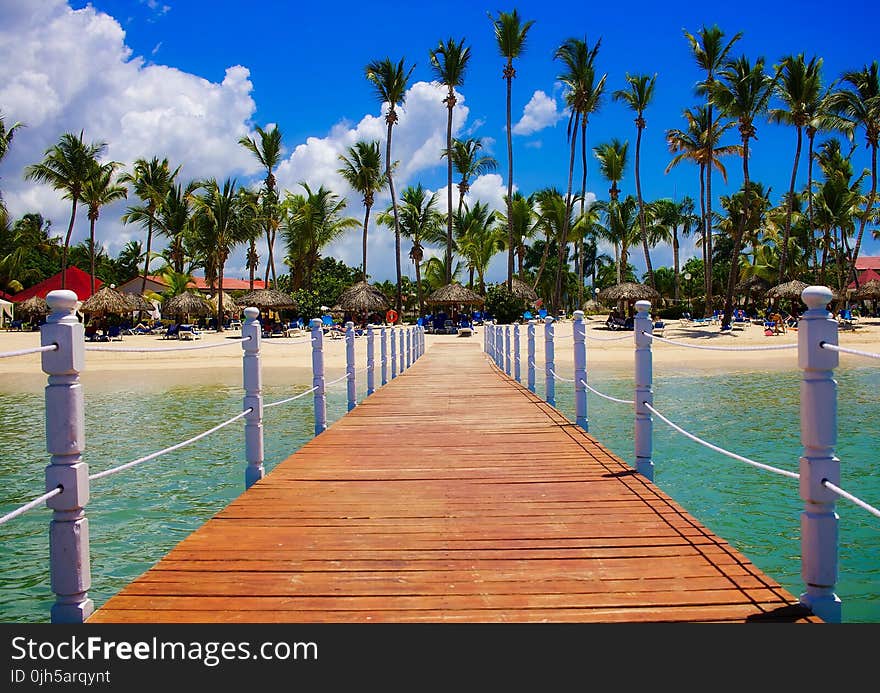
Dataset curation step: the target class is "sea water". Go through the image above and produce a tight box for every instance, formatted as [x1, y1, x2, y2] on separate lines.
[1, 364, 877, 623]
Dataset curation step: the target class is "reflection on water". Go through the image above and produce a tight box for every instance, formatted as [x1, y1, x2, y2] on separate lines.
[1, 366, 877, 623]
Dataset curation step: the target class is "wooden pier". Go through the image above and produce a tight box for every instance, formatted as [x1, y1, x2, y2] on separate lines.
[88, 340, 819, 623]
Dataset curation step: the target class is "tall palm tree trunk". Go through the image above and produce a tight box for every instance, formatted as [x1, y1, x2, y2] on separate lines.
[248, 240, 256, 290]
[533, 235, 552, 291]
[578, 119, 587, 308]
[849, 144, 877, 288]
[634, 120, 654, 288]
[61, 197, 78, 290]
[361, 203, 372, 280]
[385, 121, 403, 314]
[698, 165, 706, 309]
[140, 219, 153, 296]
[505, 62, 514, 289]
[807, 130, 818, 271]
[88, 216, 97, 296]
[445, 93, 454, 284]
[779, 125, 803, 282]
[555, 112, 580, 310]
[414, 256, 424, 317]
[673, 228, 680, 303]
[705, 104, 715, 309]
[217, 264, 225, 333]
[722, 136, 751, 328]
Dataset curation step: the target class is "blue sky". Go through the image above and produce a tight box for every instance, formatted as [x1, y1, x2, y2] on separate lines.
[2, 0, 878, 284]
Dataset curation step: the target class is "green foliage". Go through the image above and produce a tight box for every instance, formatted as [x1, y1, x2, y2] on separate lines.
[290, 288, 322, 323]
[485, 284, 527, 323]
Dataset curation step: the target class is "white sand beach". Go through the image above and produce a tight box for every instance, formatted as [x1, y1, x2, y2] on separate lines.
[2, 314, 878, 393]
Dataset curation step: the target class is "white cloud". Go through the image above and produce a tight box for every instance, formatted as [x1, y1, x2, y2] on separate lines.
[512, 90, 564, 136]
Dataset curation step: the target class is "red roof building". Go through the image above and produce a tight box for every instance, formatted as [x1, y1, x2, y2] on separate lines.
[855, 256, 880, 271]
[11, 266, 103, 302]
[116, 275, 267, 295]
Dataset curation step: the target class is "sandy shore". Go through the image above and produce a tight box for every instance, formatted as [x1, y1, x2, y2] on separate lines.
[1, 315, 878, 393]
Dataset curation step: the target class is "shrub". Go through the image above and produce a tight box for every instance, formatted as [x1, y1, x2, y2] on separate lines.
[484, 285, 527, 324]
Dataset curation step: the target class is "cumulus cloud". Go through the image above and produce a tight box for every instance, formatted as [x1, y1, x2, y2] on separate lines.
[512, 90, 564, 136]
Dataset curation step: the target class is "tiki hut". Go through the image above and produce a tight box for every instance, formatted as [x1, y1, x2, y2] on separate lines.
[17, 295, 49, 319]
[855, 279, 880, 301]
[206, 292, 238, 314]
[767, 280, 809, 301]
[335, 281, 389, 314]
[79, 285, 134, 319]
[235, 288, 298, 310]
[597, 282, 659, 304]
[124, 293, 155, 313]
[163, 291, 212, 321]
[425, 283, 485, 307]
[509, 277, 538, 303]
[734, 274, 770, 299]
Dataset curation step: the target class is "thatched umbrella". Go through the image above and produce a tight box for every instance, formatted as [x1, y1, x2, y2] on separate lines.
[597, 282, 660, 304]
[767, 280, 809, 300]
[734, 275, 770, 296]
[235, 288, 297, 310]
[509, 277, 538, 302]
[855, 279, 880, 300]
[335, 281, 389, 313]
[124, 293, 154, 313]
[425, 283, 485, 307]
[206, 292, 238, 313]
[17, 295, 49, 318]
[163, 291, 212, 320]
[79, 285, 132, 317]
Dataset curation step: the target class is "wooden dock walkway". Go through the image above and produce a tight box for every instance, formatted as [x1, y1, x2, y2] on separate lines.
[89, 340, 819, 623]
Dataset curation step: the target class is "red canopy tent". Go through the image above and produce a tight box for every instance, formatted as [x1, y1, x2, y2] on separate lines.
[11, 266, 103, 303]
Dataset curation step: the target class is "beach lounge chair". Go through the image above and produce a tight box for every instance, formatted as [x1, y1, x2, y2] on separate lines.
[838, 308, 856, 330]
[107, 325, 123, 341]
[178, 324, 200, 340]
[523, 310, 533, 320]
[652, 320, 666, 337]
[163, 324, 179, 339]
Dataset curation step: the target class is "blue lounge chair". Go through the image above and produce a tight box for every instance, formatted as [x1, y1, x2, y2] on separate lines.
[538, 309, 548, 319]
[163, 323, 180, 339]
[523, 311, 533, 320]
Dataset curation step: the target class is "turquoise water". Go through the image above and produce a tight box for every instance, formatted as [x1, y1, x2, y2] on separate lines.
[1, 359, 878, 623]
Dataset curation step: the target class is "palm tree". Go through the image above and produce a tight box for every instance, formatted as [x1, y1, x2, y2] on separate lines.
[530, 188, 573, 292]
[710, 55, 776, 327]
[81, 160, 126, 294]
[665, 106, 741, 304]
[379, 184, 443, 316]
[120, 157, 179, 294]
[826, 62, 879, 288]
[337, 140, 386, 280]
[553, 36, 605, 310]
[495, 191, 536, 279]
[365, 57, 416, 314]
[456, 201, 505, 294]
[0, 113, 24, 230]
[443, 137, 498, 218]
[770, 54, 823, 282]
[430, 38, 471, 284]
[685, 25, 742, 306]
[24, 131, 106, 289]
[155, 182, 200, 276]
[596, 195, 641, 294]
[238, 125, 283, 288]
[613, 73, 657, 290]
[594, 139, 629, 282]
[191, 179, 257, 330]
[489, 9, 535, 289]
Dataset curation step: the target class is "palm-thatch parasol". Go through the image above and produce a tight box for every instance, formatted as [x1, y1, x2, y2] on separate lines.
[124, 293, 154, 312]
[163, 291, 212, 318]
[17, 295, 49, 318]
[425, 283, 485, 306]
[767, 279, 809, 300]
[734, 275, 770, 296]
[235, 288, 298, 310]
[508, 277, 539, 302]
[855, 279, 880, 300]
[335, 281, 389, 313]
[206, 292, 238, 313]
[79, 285, 133, 317]
[597, 282, 660, 304]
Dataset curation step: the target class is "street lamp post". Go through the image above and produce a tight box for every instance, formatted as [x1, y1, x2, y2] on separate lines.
[684, 272, 692, 313]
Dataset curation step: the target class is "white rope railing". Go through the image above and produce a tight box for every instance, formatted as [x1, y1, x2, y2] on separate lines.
[580, 379, 634, 405]
[820, 342, 880, 361]
[548, 367, 575, 383]
[822, 480, 880, 519]
[324, 372, 349, 387]
[263, 385, 319, 410]
[0, 486, 63, 526]
[583, 330, 632, 342]
[85, 336, 250, 353]
[644, 402, 800, 480]
[644, 331, 797, 351]
[89, 409, 252, 482]
[0, 343, 58, 359]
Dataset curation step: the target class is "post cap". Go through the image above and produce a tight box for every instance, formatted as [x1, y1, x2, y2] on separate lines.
[802, 286, 833, 311]
[573, 310, 585, 320]
[46, 290, 78, 313]
[243, 306, 260, 321]
[544, 316, 554, 324]
[309, 317, 322, 328]
[635, 300, 651, 313]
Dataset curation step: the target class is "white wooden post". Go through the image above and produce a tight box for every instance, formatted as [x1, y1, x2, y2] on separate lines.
[398, 328, 404, 374]
[495, 325, 503, 368]
[420, 324, 425, 357]
[381, 326, 388, 385]
[242, 306, 264, 489]
[367, 327, 375, 396]
[345, 321, 356, 411]
[505, 325, 512, 375]
[406, 328, 412, 369]
[42, 289, 93, 623]
[390, 327, 397, 379]
[798, 285, 841, 623]
[514, 324, 521, 383]
[634, 300, 653, 480]
[573, 310, 588, 431]
[484, 322, 489, 355]
[527, 320, 536, 393]
[310, 318, 326, 436]
[544, 316, 555, 406]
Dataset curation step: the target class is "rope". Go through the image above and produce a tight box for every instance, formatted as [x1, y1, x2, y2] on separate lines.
[0, 486, 63, 526]
[644, 331, 797, 351]
[548, 367, 575, 383]
[820, 342, 880, 361]
[0, 344, 58, 359]
[86, 336, 250, 353]
[324, 372, 349, 387]
[645, 402, 800, 480]
[580, 379, 634, 405]
[263, 385, 319, 410]
[822, 480, 880, 518]
[89, 409, 251, 481]
[584, 331, 632, 342]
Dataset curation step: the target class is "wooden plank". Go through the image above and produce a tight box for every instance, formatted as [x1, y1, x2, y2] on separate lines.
[88, 340, 818, 623]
